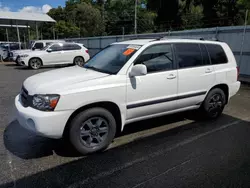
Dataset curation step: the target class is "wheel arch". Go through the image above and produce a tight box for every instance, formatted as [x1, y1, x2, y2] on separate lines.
[63, 101, 122, 138]
[208, 84, 229, 104]
[28, 57, 43, 65]
[73, 56, 85, 63]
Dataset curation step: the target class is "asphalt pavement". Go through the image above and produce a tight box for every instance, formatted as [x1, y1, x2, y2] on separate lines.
[0, 62, 250, 188]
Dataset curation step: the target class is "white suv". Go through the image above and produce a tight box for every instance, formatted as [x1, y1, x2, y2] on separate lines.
[19, 42, 90, 69]
[15, 39, 240, 155]
[10, 40, 65, 63]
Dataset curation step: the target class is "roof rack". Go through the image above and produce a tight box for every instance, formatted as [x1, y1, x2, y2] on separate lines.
[127, 36, 220, 42]
[158, 36, 219, 41]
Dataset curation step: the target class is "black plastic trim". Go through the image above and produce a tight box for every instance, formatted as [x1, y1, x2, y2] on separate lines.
[127, 91, 207, 109]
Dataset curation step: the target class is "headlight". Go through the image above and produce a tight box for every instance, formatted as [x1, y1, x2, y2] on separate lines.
[32, 94, 60, 111]
[20, 54, 29, 58]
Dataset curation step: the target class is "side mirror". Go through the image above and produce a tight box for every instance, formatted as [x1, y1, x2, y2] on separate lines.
[47, 49, 52, 53]
[32, 47, 35, 51]
[129, 64, 147, 77]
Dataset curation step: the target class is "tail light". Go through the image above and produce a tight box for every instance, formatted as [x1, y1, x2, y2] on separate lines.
[85, 50, 89, 54]
[236, 66, 240, 81]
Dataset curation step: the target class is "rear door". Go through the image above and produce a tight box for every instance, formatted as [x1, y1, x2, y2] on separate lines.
[42, 43, 64, 65]
[62, 43, 81, 63]
[175, 43, 215, 109]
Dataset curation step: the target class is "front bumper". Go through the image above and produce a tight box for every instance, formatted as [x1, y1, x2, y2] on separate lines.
[18, 57, 29, 66]
[15, 95, 73, 139]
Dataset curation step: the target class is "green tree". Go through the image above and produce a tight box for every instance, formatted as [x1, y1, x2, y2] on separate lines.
[237, 0, 250, 24]
[75, 2, 105, 36]
[54, 20, 80, 38]
[180, 1, 203, 29]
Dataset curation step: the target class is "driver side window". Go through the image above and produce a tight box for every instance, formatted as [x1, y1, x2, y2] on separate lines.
[135, 44, 173, 73]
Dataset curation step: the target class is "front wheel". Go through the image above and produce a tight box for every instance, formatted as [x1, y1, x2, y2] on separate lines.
[200, 88, 226, 119]
[29, 58, 42, 69]
[69, 108, 116, 155]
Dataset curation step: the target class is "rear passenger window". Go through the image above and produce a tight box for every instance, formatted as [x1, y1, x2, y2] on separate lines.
[175, 43, 202, 68]
[63, 44, 81, 51]
[200, 44, 210, 65]
[206, 44, 228, 64]
[71, 44, 81, 50]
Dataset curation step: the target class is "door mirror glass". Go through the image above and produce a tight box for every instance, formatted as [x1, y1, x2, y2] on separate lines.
[129, 64, 147, 77]
[31, 47, 35, 51]
[47, 48, 52, 53]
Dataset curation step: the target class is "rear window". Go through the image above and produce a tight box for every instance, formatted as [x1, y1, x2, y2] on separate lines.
[206, 44, 228, 64]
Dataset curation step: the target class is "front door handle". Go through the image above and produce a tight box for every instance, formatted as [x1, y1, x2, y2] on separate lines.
[205, 68, 213, 73]
[167, 74, 176, 79]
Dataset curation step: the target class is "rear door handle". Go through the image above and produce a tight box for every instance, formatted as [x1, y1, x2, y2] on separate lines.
[205, 68, 213, 73]
[167, 74, 176, 79]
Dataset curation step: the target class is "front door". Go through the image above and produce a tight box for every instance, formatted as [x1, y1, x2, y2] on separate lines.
[126, 44, 178, 120]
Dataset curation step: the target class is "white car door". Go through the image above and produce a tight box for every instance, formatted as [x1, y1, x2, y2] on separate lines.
[42, 43, 64, 65]
[126, 44, 178, 120]
[62, 43, 81, 63]
[175, 43, 216, 109]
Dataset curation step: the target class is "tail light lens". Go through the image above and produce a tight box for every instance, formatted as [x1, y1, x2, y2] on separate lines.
[85, 50, 89, 54]
[236, 66, 240, 81]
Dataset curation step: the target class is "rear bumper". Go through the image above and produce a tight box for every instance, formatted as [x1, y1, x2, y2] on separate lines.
[229, 81, 241, 98]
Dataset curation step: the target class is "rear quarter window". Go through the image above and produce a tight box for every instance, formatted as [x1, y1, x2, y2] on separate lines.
[206, 44, 228, 64]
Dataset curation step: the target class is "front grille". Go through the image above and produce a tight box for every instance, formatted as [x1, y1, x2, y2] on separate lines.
[20, 86, 30, 107]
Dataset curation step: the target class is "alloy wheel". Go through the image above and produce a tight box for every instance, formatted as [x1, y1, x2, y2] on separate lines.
[79, 117, 109, 148]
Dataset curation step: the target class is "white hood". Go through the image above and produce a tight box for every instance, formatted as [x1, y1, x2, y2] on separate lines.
[23, 66, 109, 95]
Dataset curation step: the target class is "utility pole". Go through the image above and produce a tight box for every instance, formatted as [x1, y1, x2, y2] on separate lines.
[122, 27, 125, 40]
[5, 28, 9, 42]
[239, 9, 249, 68]
[134, 0, 138, 34]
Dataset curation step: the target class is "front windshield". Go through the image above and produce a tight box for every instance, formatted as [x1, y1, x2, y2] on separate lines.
[84, 44, 141, 74]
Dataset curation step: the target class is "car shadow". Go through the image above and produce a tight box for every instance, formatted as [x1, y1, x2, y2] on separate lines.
[3, 110, 220, 160]
[2, 114, 248, 188]
[13, 64, 75, 70]
[4, 63, 17, 67]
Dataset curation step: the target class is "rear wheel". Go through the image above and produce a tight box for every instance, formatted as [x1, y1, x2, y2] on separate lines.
[29, 58, 42, 69]
[74, 56, 85, 67]
[69, 107, 116, 155]
[201, 88, 226, 119]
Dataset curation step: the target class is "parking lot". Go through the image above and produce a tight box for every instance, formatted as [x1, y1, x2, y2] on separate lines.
[0, 62, 250, 188]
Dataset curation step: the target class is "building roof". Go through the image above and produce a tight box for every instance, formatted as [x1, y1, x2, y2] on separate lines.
[0, 11, 56, 25]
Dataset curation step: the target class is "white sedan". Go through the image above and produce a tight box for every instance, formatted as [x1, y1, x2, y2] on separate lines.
[18, 42, 90, 69]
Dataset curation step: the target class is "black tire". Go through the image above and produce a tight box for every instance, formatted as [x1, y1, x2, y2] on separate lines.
[15, 56, 21, 65]
[69, 107, 116, 155]
[200, 88, 226, 119]
[73, 56, 85, 67]
[29, 58, 42, 69]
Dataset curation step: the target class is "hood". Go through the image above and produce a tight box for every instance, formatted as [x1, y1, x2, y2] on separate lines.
[13, 49, 42, 55]
[12, 49, 31, 55]
[23, 66, 109, 95]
